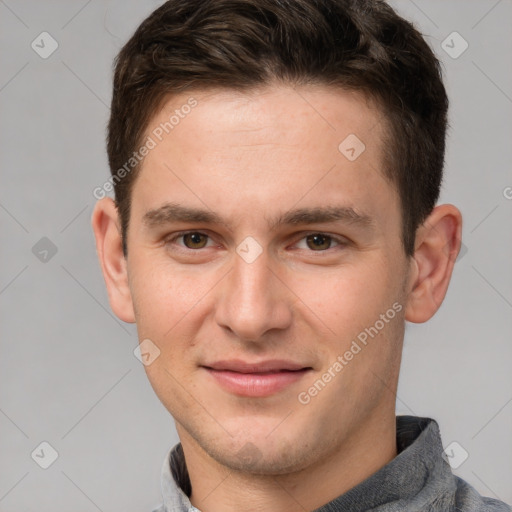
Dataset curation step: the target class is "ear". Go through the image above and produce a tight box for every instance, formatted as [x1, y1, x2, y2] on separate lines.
[91, 197, 135, 323]
[405, 204, 463, 323]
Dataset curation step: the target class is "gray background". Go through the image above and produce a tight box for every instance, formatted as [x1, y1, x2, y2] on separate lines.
[0, 0, 511, 510]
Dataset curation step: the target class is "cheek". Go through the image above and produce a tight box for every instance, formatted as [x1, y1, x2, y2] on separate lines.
[131, 264, 203, 388]
[291, 262, 394, 335]
[130, 254, 192, 308]
[128, 258, 189, 338]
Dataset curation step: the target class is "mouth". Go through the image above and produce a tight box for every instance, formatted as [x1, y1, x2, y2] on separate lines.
[201, 359, 313, 397]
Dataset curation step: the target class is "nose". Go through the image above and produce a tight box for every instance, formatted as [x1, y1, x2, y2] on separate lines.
[214, 247, 293, 342]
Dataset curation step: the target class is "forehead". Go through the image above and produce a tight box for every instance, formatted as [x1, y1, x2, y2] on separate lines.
[147, 84, 385, 149]
[134, 84, 398, 230]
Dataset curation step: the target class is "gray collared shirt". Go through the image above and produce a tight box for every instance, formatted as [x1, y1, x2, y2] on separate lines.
[152, 416, 511, 512]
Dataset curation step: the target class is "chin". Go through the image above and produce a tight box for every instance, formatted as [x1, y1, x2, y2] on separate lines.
[201, 426, 317, 476]
[216, 443, 312, 476]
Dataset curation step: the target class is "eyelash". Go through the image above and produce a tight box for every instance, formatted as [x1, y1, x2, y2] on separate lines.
[164, 231, 348, 253]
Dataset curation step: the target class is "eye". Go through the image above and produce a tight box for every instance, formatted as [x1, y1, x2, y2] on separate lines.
[183, 232, 209, 249]
[295, 233, 344, 251]
[168, 231, 213, 250]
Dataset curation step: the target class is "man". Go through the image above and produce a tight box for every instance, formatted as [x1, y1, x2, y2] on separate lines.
[91, 0, 511, 510]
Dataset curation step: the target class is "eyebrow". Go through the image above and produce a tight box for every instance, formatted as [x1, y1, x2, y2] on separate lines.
[269, 205, 374, 231]
[142, 202, 375, 231]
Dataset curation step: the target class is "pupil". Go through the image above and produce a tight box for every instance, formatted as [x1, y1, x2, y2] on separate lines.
[186, 233, 206, 248]
[308, 234, 330, 250]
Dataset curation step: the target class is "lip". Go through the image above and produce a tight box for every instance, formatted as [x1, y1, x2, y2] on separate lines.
[203, 359, 310, 373]
[201, 359, 312, 397]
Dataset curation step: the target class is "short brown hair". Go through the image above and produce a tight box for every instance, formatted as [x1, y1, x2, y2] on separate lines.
[107, 0, 448, 256]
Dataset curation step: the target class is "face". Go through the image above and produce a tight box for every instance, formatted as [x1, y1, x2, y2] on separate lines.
[123, 85, 413, 473]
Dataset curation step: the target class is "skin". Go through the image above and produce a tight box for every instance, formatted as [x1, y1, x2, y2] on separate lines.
[92, 84, 462, 512]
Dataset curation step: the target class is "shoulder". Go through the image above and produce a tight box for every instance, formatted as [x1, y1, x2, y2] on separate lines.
[448, 476, 511, 512]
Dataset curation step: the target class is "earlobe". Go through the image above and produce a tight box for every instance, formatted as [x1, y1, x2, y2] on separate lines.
[91, 198, 136, 323]
[404, 204, 463, 323]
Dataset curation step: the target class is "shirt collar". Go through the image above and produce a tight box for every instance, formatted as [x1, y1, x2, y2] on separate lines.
[158, 441, 199, 512]
[158, 416, 454, 512]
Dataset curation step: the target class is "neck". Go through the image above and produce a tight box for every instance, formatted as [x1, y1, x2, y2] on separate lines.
[177, 411, 397, 512]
